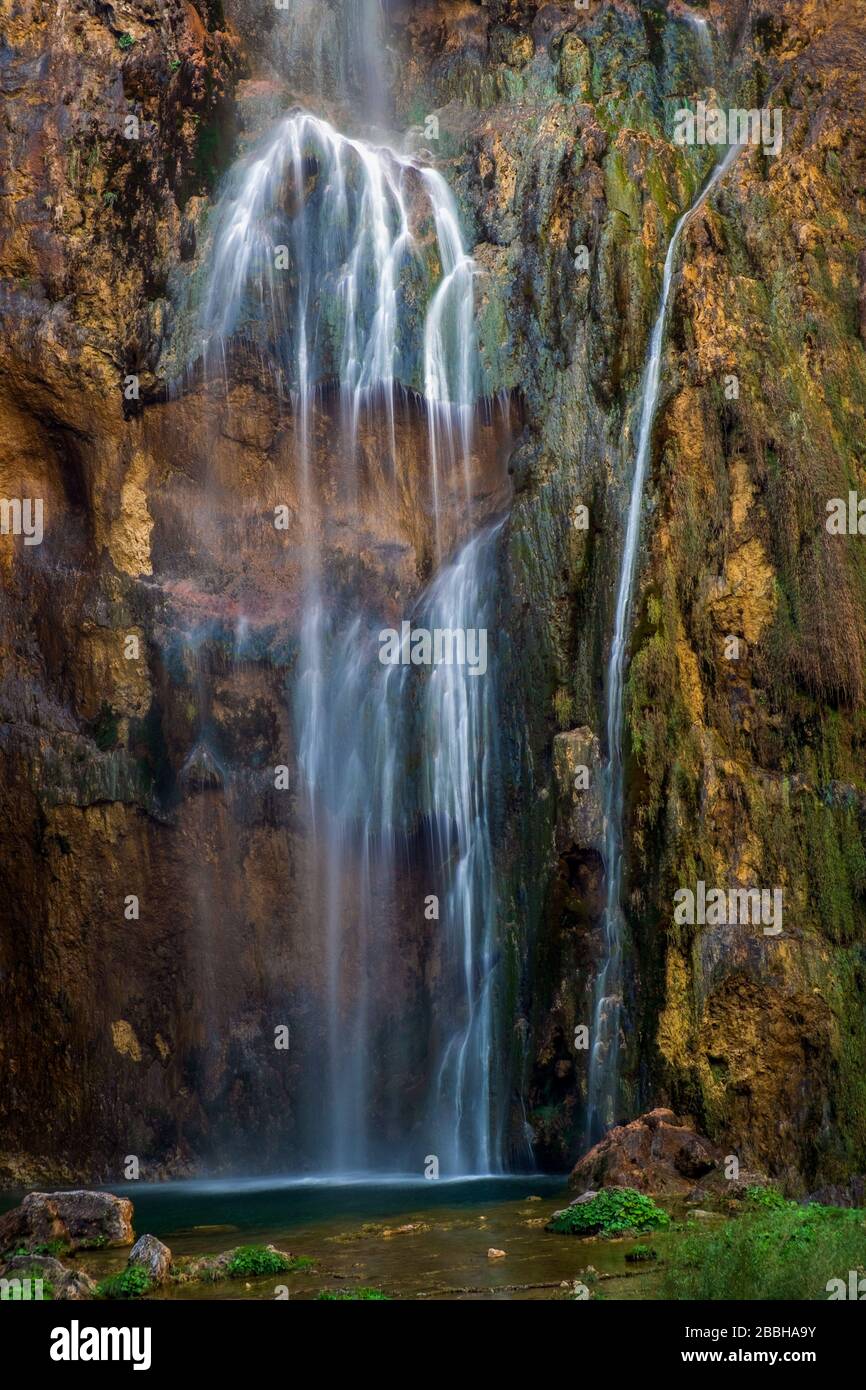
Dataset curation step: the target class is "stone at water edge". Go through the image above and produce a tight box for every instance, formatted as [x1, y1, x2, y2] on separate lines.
[0, 1190, 134, 1252]
[0, 1253, 97, 1300]
[128, 1233, 172, 1285]
[569, 1109, 722, 1196]
[487, 1248, 507, 1259]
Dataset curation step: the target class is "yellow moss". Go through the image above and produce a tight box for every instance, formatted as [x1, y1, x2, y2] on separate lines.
[710, 538, 778, 644]
[111, 1020, 141, 1062]
[108, 451, 153, 576]
[657, 947, 693, 1071]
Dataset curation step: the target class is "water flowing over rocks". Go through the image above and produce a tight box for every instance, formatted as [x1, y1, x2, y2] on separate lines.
[0, 0, 865, 1196]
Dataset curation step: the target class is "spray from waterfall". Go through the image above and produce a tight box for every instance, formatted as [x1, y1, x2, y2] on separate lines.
[586, 140, 742, 1140]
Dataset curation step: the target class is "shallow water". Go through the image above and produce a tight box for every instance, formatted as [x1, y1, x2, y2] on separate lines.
[0, 1177, 681, 1300]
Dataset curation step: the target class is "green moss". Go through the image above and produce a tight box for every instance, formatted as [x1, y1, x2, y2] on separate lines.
[225, 1245, 294, 1278]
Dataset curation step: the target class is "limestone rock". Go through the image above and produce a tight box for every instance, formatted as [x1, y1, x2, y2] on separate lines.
[569, 1110, 722, 1196]
[128, 1233, 172, 1285]
[0, 1253, 97, 1300]
[553, 727, 604, 851]
[0, 1191, 134, 1253]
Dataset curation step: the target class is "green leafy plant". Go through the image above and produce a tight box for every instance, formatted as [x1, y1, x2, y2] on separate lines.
[316, 1287, 391, 1300]
[97, 1267, 151, 1299]
[117, 33, 136, 52]
[743, 1184, 792, 1211]
[225, 1245, 293, 1279]
[547, 1188, 671, 1237]
[11, 1240, 65, 1257]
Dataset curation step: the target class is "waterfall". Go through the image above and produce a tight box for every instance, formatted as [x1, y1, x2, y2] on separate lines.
[247, 0, 390, 128]
[682, 9, 716, 84]
[419, 523, 504, 1174]
[586, 141, 742, 1139]
[197, 84, 504, 1172]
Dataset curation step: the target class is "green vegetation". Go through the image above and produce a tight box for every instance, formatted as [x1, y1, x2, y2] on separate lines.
[625, 1243, 658, 1263]
[547, 1189, 671, 1237]
[117, 33, 136, 52]
[97, 1267, 151, 1299]
[0, 1265, 54, 1299]
[744, 1184, 792, 1212]
[225, 1245, 294, 1279]
[663, 1204, 866, 1300]
[316, 1287, 391, 1301]
[10, 1240, 65, 1257]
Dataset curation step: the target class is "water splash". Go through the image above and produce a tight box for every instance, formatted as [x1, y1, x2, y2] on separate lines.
[587, 142, 742, 1139]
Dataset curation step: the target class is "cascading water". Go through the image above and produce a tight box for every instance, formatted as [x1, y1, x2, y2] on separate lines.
[586, 140, 742, 1139]
[197, 50, 505, 1171]
[682, 8, 716, 83]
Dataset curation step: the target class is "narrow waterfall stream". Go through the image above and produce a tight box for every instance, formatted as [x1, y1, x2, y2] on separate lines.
[587, 141, 743, 1138]
[196, 42, 506, 1172]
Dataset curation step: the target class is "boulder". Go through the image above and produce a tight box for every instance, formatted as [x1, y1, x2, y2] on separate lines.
[0, 1254, 96, 1300]
[804, 1175, 866, 1209]
[569, 1109, 722, 1195]
[0, 1190, 134, 1253]
[127, 1233, 172, 1285]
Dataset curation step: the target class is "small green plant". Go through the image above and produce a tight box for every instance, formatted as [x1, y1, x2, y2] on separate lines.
[103, 190, 118, 208]
[226, 1245, 293, 1279]
[316, 1287, 391, 1300]
[743, 1184, 792, 1211]
[117, 33, 136, 51]
[169, 58, 182, 72]
[547, 1188, 671, 1237]
[625, 1243, 658, 1263]
[97, 1267, 151, 1299]
[553, 687, 575, 730]
[11, 1240, 65, 1257]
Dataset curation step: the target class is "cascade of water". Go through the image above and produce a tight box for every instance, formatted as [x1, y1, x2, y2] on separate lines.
[682, 8, 716, 83]
[251, 0, 390, 129]
[197, 88, 503, 1171]
[586, 142, 742, 1140]
[418, 523, 504, 1174]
